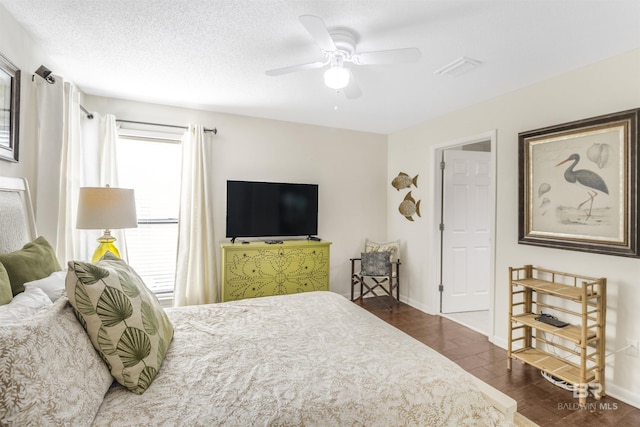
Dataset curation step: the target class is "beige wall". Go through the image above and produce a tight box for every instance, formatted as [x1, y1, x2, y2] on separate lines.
[0, 5, 50, 192]
[84, 95, 388, 297]
[388, 48, 640, 406]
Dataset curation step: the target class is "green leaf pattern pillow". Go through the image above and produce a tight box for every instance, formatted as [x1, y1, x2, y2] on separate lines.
[65, 252, 173, 394]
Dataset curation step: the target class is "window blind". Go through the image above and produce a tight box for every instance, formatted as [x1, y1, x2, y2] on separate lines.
[117, 137, 182, 295]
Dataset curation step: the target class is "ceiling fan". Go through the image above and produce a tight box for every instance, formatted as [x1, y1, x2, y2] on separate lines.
[265, 15, 422, 99]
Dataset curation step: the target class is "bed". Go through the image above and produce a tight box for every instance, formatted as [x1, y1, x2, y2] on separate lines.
[0, 176, 516, 426]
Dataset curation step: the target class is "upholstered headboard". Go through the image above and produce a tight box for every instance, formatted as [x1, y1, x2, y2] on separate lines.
[0, 176, 37, 254]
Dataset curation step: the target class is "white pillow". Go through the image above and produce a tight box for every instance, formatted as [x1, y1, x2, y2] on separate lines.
[0, 297, 113, 425]
[24, 270, 67, 302]
[0, 286, 52, 323]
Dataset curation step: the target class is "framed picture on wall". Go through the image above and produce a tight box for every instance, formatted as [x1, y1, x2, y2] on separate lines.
[0, 52, 20, 163]
[518, 108, 640, 257]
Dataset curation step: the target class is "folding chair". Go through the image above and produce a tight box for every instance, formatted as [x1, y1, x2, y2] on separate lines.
[350, 239, 401, 310]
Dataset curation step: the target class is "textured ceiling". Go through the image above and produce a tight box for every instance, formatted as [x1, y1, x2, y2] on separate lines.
[2, 0, 640, 134]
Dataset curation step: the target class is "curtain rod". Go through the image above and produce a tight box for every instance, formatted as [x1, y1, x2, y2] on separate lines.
[80, 104, 94, 119]
[116, 119, 218, 135]
[77, 104, 217, 135]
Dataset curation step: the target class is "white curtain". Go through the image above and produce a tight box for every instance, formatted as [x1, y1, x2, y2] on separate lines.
[34, 75, 64, 246]
[56, 82, 87, 265]
[36, 78, 94, 265]
[35, 76, 125, 265]
[99, 114, 128, 260]
[174, 124, 218, 306]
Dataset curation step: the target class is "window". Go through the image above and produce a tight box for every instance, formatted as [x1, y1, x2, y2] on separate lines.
[116, 135, 182, 295]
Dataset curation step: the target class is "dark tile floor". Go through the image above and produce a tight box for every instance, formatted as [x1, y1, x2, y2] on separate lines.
[356, 297, 640, 427]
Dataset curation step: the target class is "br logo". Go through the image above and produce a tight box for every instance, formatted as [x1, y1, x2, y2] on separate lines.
[573, 383, 603, 399]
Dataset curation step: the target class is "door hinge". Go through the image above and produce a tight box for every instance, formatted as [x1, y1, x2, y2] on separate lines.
[440, 161, 445, 170]
[438, 284, 444, 292]
[439, 223, 445, 231]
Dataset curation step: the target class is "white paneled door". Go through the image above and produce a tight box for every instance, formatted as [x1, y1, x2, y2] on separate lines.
[441, 149, 491, 313]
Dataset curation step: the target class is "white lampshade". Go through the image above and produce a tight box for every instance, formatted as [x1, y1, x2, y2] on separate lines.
[76, 187, 138, 230]
[324, 66, 350, 89]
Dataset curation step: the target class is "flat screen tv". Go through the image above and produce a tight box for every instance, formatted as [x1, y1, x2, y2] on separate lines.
[226, 180, 318, 239]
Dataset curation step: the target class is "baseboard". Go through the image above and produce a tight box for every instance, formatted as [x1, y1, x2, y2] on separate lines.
[398, 294, 433, 314]
[606, 383, 640, 409]
[491, 336, 509, 350]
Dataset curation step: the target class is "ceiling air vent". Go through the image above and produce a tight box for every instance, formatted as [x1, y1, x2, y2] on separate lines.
[434, 56, 482, 77]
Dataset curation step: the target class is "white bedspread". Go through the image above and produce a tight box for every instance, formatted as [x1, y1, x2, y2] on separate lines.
[94, 291, 511, 426]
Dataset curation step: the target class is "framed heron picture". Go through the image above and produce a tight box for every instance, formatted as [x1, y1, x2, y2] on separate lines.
[0, 52, 20, 163]
[519, 108, 640, 257]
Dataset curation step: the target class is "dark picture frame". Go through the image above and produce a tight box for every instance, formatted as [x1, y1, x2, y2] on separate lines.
[0, 52, 20, 163]
[519, 108, 639, 257]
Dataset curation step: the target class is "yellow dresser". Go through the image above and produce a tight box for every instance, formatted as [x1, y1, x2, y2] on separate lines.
[220, 240, 331, 302]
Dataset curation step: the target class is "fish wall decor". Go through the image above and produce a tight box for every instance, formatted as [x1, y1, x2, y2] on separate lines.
[399, 191, 421, 221]
[391, 172, 418, 191]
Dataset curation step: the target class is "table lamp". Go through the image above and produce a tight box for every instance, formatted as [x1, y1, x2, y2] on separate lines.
[76, 186, 138, 262]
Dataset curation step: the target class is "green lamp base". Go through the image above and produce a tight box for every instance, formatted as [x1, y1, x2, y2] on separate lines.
[92, 233, 121, 262]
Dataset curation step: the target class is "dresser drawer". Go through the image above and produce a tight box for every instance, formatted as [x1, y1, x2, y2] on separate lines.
[221, 241, 331, 302]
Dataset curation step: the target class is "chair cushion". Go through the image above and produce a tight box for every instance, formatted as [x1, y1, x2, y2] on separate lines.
[365, 239, 400, 262]
[360, 251, 391, 276]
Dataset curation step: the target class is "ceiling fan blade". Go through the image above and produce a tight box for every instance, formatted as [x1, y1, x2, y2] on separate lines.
[343, 69, 362, 99]
[265, 61, 326, 76]
[354, 47, 422, 65]
[299, 15, 336, 52]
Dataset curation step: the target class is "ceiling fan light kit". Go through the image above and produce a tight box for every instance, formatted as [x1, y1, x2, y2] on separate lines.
[266, 14, 422, 99]
[324, 57, 350, 89]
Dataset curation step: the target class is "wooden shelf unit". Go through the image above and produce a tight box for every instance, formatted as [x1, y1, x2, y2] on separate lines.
[507, 265, 606, 405]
